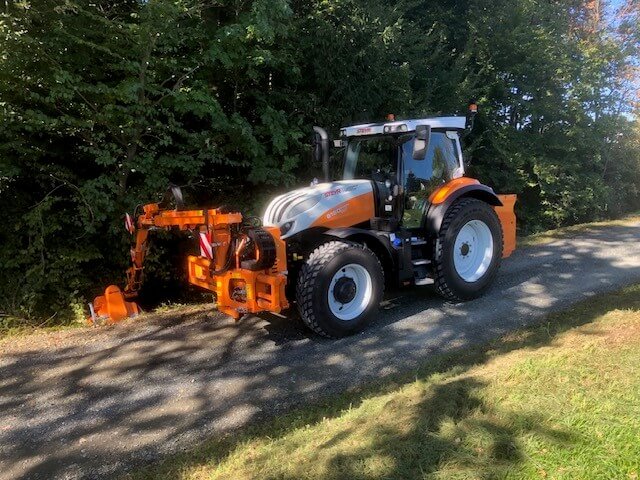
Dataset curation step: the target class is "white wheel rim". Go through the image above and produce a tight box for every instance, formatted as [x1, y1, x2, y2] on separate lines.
[453, 220, 494, 282]
[327, 263, 373, 321]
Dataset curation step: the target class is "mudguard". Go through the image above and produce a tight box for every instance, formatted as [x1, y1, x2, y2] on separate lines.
[424, 183, 503, 234]
[323, 227, 395, 270]
[325, 227, 393, 251]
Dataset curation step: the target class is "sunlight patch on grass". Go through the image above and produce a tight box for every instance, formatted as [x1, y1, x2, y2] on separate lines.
[0, 299, 87, 339]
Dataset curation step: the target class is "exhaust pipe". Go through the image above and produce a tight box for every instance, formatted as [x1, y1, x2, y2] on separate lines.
[313, 126, 330, 183]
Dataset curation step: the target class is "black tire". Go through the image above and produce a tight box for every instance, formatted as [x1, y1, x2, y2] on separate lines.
[433, 198, 503, 301]
[296, 240, 384, 338]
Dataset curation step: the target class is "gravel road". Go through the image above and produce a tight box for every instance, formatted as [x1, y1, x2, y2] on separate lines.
[1, 222, 639, 479]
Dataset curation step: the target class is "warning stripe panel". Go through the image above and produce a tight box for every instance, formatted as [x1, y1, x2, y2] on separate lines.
[125, 213, 135, 234]
[199, 232, 213, 259]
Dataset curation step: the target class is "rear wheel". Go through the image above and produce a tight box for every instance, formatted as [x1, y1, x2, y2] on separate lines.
[296, 241, 384, 338]
[433, 198, 503, 301]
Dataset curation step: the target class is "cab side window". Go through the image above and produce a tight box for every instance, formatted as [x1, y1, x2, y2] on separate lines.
[428, 133, 459, 184]
[402, 132, 459, 228]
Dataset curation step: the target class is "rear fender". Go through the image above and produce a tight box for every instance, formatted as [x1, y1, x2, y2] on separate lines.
[424, 183, 503, 234]
[425, 183, 517, 258]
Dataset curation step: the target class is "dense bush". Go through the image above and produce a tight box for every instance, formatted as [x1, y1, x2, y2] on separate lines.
[0, 0, 638, 324]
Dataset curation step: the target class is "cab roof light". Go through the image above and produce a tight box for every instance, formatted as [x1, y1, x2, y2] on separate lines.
[383, 123, 408, 134]
[466, 99, 478, 130]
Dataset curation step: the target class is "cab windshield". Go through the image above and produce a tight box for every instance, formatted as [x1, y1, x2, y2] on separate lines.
[342, 132, 459, 184]
[343, 136, 407, 181]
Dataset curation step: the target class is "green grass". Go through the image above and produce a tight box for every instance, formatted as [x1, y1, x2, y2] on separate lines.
[0, 314, 83, 340]
[129, 284, 640, 480]
[518, 211, 640, 247]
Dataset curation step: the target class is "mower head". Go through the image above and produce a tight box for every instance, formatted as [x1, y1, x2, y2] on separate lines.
[88, 285, 140, 325]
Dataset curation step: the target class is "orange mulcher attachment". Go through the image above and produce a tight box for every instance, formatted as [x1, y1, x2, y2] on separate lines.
[88, 285, 140, 325]
[88, 187, 289, 325]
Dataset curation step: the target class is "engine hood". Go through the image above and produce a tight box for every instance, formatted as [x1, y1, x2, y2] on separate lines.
[263, 180, 375, 239]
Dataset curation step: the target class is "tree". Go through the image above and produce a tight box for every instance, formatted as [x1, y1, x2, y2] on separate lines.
[0, 0, 296, 321]
[0, 0, 638, 325]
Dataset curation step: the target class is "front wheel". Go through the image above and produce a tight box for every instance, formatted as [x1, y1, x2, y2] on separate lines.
[296, 241, 384, 338]
[433, 198, 503, 301]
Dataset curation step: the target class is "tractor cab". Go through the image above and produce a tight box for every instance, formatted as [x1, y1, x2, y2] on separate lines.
[286, 107, 515, 297]
[338, 116, 467, 231]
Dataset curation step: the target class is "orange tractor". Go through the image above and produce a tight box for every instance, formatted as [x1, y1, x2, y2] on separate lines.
[90, 105, 516, 337]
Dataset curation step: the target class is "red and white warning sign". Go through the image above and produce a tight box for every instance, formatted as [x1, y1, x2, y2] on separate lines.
[199, 232, 213, 259]
[125, 213, 135, 234]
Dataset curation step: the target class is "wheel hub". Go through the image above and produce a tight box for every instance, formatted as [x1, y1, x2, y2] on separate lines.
[453, 219, 494, 282]
[327, 263, 374, 321]
[333, 276, 357, 304]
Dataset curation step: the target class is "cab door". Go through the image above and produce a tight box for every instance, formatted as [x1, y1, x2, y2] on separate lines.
[401, 131, 462, 229]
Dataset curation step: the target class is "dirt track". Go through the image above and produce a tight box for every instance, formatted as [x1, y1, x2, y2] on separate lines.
[1, 222, 639, 479]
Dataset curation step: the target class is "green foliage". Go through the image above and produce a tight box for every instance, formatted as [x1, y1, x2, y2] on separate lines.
[0, 0, 638, 324]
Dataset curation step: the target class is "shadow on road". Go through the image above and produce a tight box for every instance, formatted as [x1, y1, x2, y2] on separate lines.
[0, 223, 638, 479]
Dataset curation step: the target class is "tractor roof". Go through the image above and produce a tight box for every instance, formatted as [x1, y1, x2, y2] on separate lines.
[341, 116, 466, 137]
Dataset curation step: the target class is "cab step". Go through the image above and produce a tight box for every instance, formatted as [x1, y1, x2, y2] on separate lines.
[412, 259, 431, 266]
[412, 258, 434, 286]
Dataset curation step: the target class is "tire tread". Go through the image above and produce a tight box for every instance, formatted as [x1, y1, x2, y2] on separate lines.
[433, 198, 503, 301]
[296, 240, 383, 338]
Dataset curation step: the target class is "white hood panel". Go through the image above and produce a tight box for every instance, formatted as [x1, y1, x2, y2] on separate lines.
[263, 180, 373, 239]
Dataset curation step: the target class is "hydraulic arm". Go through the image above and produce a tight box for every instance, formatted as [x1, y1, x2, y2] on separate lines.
[88, 199, 288, 324]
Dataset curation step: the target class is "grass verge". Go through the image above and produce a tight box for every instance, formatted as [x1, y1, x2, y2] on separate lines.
[0, 315, 83, 341]
[129, 283, 640, 480]
[519, 211, 640, 247]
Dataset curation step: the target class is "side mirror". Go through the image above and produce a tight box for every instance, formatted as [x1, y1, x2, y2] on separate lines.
[412, 125, 431, 160]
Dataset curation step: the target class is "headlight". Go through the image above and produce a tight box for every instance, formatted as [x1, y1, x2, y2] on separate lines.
[280, 221, 294, 236]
